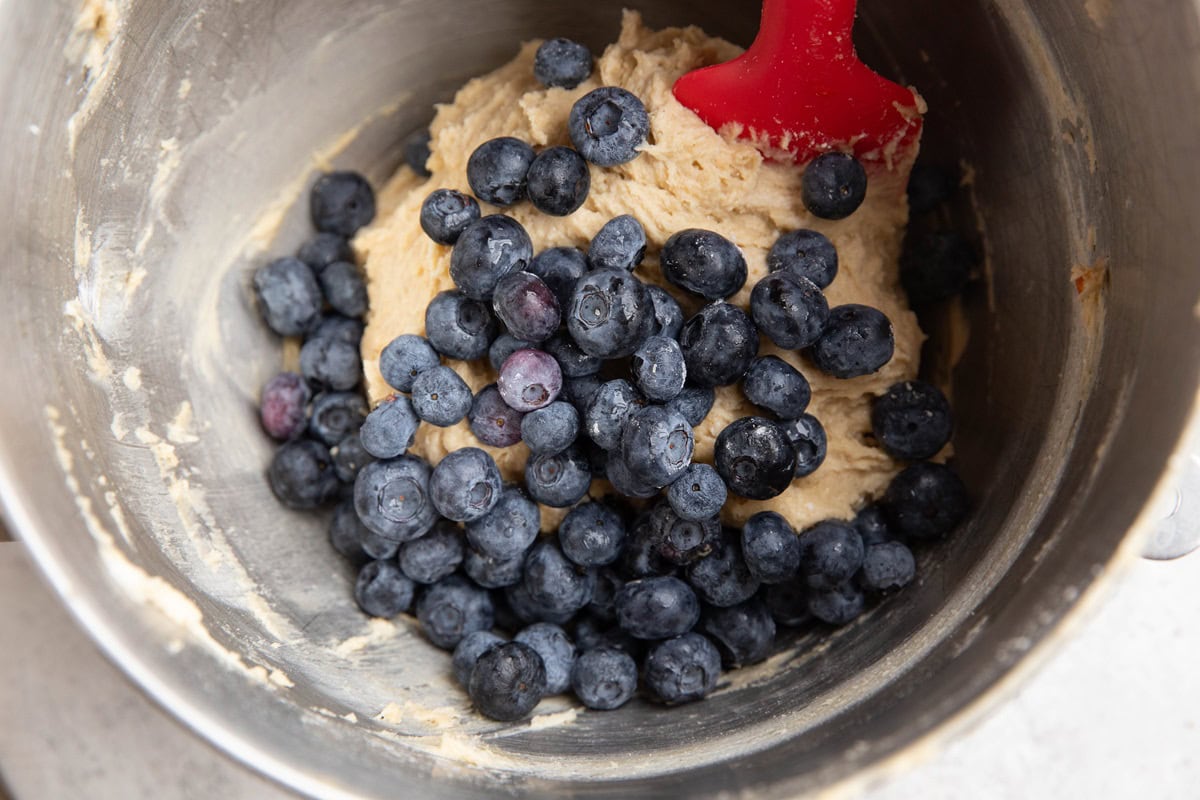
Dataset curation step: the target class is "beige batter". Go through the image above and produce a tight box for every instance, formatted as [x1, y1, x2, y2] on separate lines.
[356, 12, 925, 530]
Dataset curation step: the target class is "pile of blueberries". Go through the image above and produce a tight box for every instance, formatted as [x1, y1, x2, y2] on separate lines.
[253, 38, 972, 722]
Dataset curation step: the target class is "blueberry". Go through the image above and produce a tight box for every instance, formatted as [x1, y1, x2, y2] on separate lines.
[645, 285, 684, 340]
[566, 269, 653, 359]
[467, 137, 535, 206]
[854, 504, 898, 546]
[329, 500, 369, 563]
[425, 290, 499, 360]
[808, 581, 865, 626]
[584, 379, 644, 451]
[399, 520, 465, 584]
[309, 314, 364, 347]
[620, 507, 678, 577]
[408, 366, 471, 428]
[714, 417, 796, 500]
[534, 37, 593, 89]
[524, 444, 592, 507]
[468, 641, 547, 721]
[615, 576, 700, 639]
[353, 455, 437, 542]
[568, 87, 650, 167]
[587, 569, 625, 622]
[452, 630, 505, 687]
[871, 380, 953, 461]
[492, 272, 561, 343]
[354, 560, 416, 618]
[678, 303, 759, 387]
[527, 146, 591, 216]
[489, 333, 533, 372]
[561, 374, 604, 414]
[311, 171, 375, 236]
[701, 598, 776, 668]
[300, 336, 361, 392]
[504, 579, 576, 626]
[269, 439, 338, 510]
[358, 519, 403, 561]
[605, 451, 660, 501]
[589, 215, 646, 271]
[417, 574, 495, 650]
[666, 385, 715, 427]
[515, 622, 576, 694]
[404, 129, 432, 178]
[449, 215, 534, 301]
[782, 414, 828, 478]
[631, 336, 687, 402]
[572, 615, 643, 657]
[468, 384, 525, 447]
[741, 511, 801, 584]
[798, 520, 865, 591]
[620, 405, 694, 488]
[420, 188, 481, 245]
[884, 462, 969, 540]
[542, 332, 601, 378]
[429, 448, 502, 523]
[308, 391, 368, 446]
[465, 486, 539, 560]
[521, 401, 580, 455]
[661, 229, 748, 300]
[559, 501, 626, 567]
[859, 541, 917, 593]
[297, 232, 353, 273]
[643, 633, 721, 705]
[742, 356, 811, 420]
[764, 582, 812, 627]
[571, 647, 637, 710]
[379, 334, 440, 393]
[801, 152, 867, 220]
[900, 231, 975, 307]
[684, 533, 760, 607]
[528, 247, 588, 309]
[750, 272, 829, 350]
[767, 229, 839, 289]
[253, 257, 323, 336]
[906, 163, 959, 215]
[810, 304, 895, 379]
[359, 394, 419, 459]
[260, 372, 310, 441]
[666, 463, 727, 522]
[464, 544, 526, 588]
[523, 540, 595, 618]
[498, 349, 562, 412]
[319, 260, 367, 318]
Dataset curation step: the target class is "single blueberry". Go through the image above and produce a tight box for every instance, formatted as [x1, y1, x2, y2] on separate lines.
[620, 405, 694, 488]
[452, 630, 505, 687]
[464, 544, 527, 589]
[810, 304, 895, 379]
[449, 215, 534, 301]
[605, 450, 660, 501]
[741, 511, 801, 584]
[514, 622, 576, 694]
[467, 137, 535, 206]
[465, 486, 540, 560]
[300, 335, 361, 391]
[527, 146, 591, 217]
[319, 260, 367, 318]
[619, 506, 678, 577]
[311, 171, 375, 236]
[525, 444, 592, 507]
[782, 414, 828, 478]
[308, 391, 368, 446]
[859, 541, 917, 593]
[657, 508, 721, 567]
[615, 576, 700, 640]
[666, 385, 716, 427]
[329, 500, 369, 563]
[410, 365, 472, 427]
[492, 271, 561, 343]
[798, 520, 865, 591]
[297, 232, 354, 273]
[714, 417, 796, 500]
[559, 501, 626, 567]
[884, 462, 969, 540]
[643, 633, 721, 705]
[666, 463, 727, 522]
[661, 228, 748, 300]
[260, 372, 310, 441]
[534, 38, 593, 89]
[701, 598, 776, 668]
[684, 533, 760, 608]
[566, 269, 653, 359]
[808, 581, 866, 626]
[468, 641, 547, 721]
[528, 247, 588, 308]
[678, 302, 759, 387]
[521, 401, 580, 455]
[587, 568, 625, 622]
[378, 334, 440, 393]
[854, 504, 898, 546]
[750, 272, 830, 350]
[418, 574, 495, 650]
[560, 374, 604, 414]
[398, 520, 465, 584]
[589, 215, 646, 272]
[900, 231, 975, 307]
[571, 647, 637, 710]
[358, 518, 403, 561]
[504, 579, 577, 626]
[354, 560, 416, 618]
[498, 349, 562, 412]
[584, 379, 644, 451]
[631, 335, 687, 402]
[542, 332, 601, 378]
[801, 153, 867, 221]
[906, 162, 959, 215]
[871, 380, 954, 461]
[353, 455, 437, 542]
[359, 394, 419, 459]
[468, 384, 525, 447]
[253, 257, 323, 336]
[568, 87, 650, 166]
[768, 229, 839, 288]
[429, 448, 502, 522]
[489, 333, 533, 373]
[742, 356, 811, 421]
[309, 314, 364, 347]
[764, 582, 812, 627]
[404, 129, 432, 178]
[269, 439, 339, 509]
[425, 290, 499, 360]
[420, 189, 482, 245]
[523, 540, 595, 618]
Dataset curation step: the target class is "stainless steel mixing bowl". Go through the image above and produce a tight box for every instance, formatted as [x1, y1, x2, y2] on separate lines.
[3, 0, 1200, 797]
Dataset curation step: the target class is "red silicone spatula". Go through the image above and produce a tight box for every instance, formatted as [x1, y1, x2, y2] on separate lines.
[672, 0, 923, 170]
